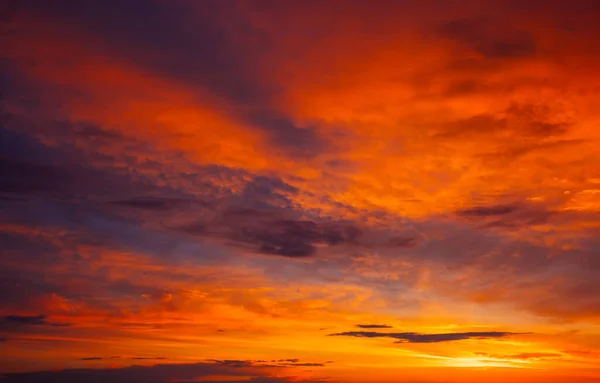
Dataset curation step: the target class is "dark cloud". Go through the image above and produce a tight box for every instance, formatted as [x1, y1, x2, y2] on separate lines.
[247, 112, 327, 159]
[433, 102, 571, 144]
[18, 0, 271, 103]
[108, 197, 208, 211]
[386, 237, 418, 248]
[0, 157, 71, 195]
[0, 127, 88, 197]
[0, 359, 332, 383]
[179, 209, 362, 258]
[355, 324, 393, 329]
[209, 359, 327, 368]
[0, 361, 244, 383]
[239, 176, 298, 210]
[239, 218, 361, 257]
[457, 204, 519, 217]
[109, 198, 174, 210]
[439, 19, 537, 59]
[329, 330, 524, 343]
[13, 1, 335, 157]
[3, 314, 71, 327]
[131, 357, 167, 360]
[179, 379, 325, 383]
[432, 114, 506, 140]
[504, 103, 572, 137]
[0, 126, 157, 200]
[455, 202, 558, 231]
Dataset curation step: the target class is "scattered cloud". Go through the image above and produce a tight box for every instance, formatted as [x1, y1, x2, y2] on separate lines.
[355, 324, 393, 329]
[1, 0, 600, 381]
[330, 331, 525, 344]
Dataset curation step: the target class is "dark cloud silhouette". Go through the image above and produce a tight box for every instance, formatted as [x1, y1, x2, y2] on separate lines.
[330, 330, 524, 343]
[505, 103, 571, 137]
[3, 314, 71, 327]
[0, 362, 252, 383]
[18, 0, 270, 103]
[0, 357, 330, 383]
[0, 126, 159, 201]
[180, 210, 362, 258]
[0, 157, 70, 195]
[80, 356, 121, 361]
[239, 176, 298, 210]
[208, 359, 328, 368]
[247, 112, 327, 159]
[355, 324, 393, 329]
[433, 101, 571, 144]
[0, 359, 332, 383]
[109, 197, 207, 211]
[178, 379, 325, 383]
[457, 204, 519, 217]
[109, 198, 175, 210]
[456, 201, 559, 232]
[387, 237, 418, 248]
[439, 19, 537, 59]
[131, 357, 167, 360]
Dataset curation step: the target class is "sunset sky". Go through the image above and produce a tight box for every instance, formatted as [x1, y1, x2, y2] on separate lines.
[1, 1, 600, 382]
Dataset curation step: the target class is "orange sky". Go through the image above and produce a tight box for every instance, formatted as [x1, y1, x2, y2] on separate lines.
[1, 1, 599, 382]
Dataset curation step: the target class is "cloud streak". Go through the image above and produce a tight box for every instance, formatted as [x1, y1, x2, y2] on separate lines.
[3, 314, 71, 327]
[330, 331, 525, 344]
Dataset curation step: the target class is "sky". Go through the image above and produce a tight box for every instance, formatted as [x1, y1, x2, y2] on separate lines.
[1, 0, 600, 382]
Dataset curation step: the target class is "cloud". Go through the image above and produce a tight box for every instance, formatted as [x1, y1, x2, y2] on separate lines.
[439, 18, 537, 59]
[108, 197, 207, 211]
[2, 0, 600, 378]
[329, 330, 524, 343]
[108, 198, 176, 210]
[18, 0, 270, 104]
[3, 314, 71, 327]
[0, 360, 331, 383]
[179, 209, 362, 258]
[455, 201, 560, 233]
[246, 111, 328, 159]
[457, 204, 519, 217]
[0, 156, 70, 195]
[131, 357, 167, 361]
[475, 352, 562, 360]
[80, 357, 121, 361]
[208, 359, 329, 368]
